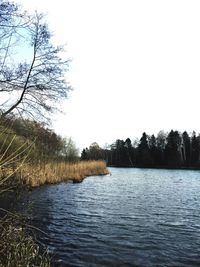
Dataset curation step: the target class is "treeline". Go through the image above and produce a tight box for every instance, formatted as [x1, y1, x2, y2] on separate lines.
[81, 130, 200, 168]
[0, 116, 79, 162]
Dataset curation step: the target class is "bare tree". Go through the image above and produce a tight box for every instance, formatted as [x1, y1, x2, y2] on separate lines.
[64, 137, 79, 162]
[0, 1, 71, 121]
[0, 1, 29, 72]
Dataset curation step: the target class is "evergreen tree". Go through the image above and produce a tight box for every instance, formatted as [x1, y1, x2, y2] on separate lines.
[149, 134, 158, 166]
[156, 131, 167, 166]
[191, 132, 200, 166]
[137, 132, 151, 166]
[124, 138, 134, 166]
[182, 131, 191, 166]
[81, 149, 88, 160]
[165, 130, 182, 167]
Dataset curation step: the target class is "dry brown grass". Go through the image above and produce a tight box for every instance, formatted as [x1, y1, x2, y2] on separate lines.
[12, 160, 109, 187]
[0, 211, 51, 267]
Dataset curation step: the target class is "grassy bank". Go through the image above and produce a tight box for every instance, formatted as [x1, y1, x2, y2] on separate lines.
[1, 160, 109, 188]
[26, 160, 109, 187]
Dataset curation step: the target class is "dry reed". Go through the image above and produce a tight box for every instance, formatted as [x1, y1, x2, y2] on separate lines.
[2, 160, 109, 188]
[0, 211, 51, 267]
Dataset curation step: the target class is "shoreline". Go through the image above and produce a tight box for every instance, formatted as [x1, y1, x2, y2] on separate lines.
[1, 160, 109, 189]
[0, 160, 109, 266]
[108, 165, 200, 171]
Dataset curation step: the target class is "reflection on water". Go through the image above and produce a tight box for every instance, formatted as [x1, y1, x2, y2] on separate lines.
[20, 168, 200, 266]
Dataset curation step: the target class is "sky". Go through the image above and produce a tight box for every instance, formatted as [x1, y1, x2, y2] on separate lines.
[14, 0, 200, 150]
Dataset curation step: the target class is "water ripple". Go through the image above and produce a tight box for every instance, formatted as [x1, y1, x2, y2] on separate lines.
[19, 168, 200, 266]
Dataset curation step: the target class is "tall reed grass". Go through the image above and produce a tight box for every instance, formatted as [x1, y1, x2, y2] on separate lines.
[17, 160, 109, 187]
[0, 123, 109, 189]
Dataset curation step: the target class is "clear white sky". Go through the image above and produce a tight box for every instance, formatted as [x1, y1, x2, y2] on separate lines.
[15, 0, 200, 150]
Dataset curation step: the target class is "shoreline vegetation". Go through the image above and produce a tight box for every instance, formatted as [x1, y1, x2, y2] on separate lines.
[109, 165, 200, 171]
[0, 116, 109, 188]
[1, 160, 109, 188]
[0, 212, 51, 267]
[0, 118, 109, 267]
[81, 130, 200, 170]
[25, 160, 109, 186]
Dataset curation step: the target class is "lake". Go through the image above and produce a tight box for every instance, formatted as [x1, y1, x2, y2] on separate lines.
[19, 168, 200, 266]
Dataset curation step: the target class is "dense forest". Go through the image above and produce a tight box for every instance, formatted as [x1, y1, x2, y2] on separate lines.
[81, 130, 200, 169]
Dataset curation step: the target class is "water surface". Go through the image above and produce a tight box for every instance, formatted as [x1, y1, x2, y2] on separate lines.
[21, 168, 200, 266]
